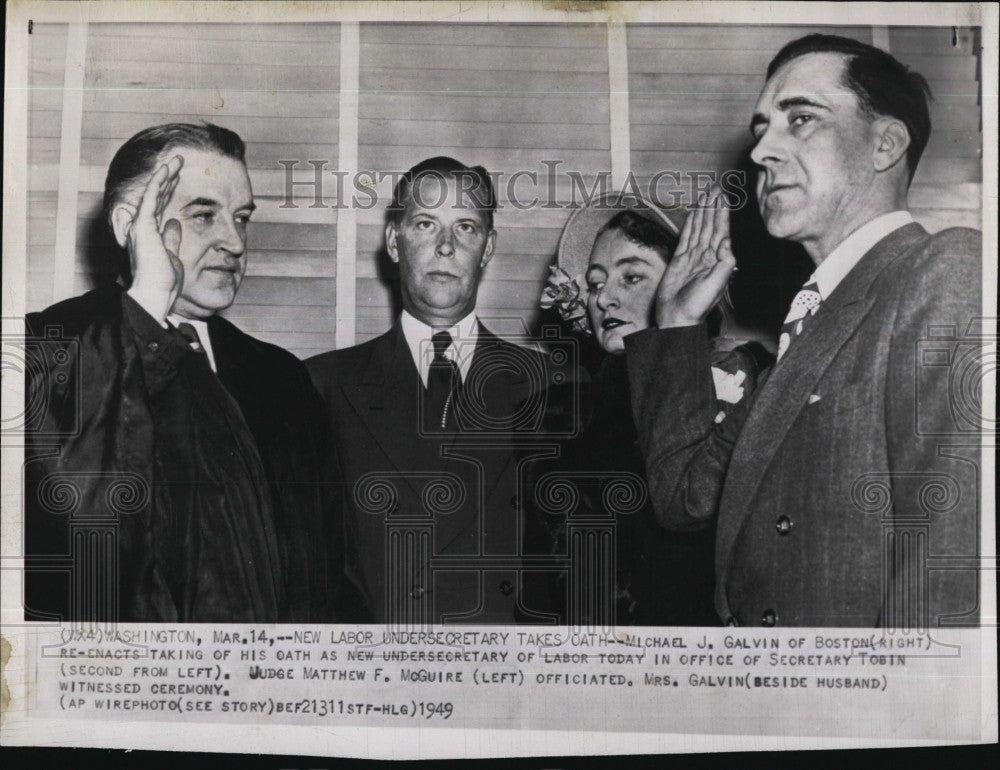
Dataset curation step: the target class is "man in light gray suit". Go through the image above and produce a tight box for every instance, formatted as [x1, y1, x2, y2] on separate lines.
[625, 34, 982, 627]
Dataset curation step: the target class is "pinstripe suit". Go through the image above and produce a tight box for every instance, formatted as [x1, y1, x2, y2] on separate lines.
[626, 223, 982, 627]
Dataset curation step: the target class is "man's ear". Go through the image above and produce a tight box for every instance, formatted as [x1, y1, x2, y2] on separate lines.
[480, 229, 497, 269]
[385, 221, 399, 263]
[872, 117, 911, 173]
[110, 203, 138, 247]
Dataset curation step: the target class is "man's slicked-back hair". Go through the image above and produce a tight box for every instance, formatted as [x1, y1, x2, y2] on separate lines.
[766, 34, 932, 182]
[388, 156, 497, 230]
[102, 122, 247, 225]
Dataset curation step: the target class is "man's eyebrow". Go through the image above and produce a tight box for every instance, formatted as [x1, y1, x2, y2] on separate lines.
[776, 96, 831, 112]
[180, 198, 256, 212]
[750, 96, 831, 134]
[614, 255, 653, 267]
[180, 197, 221, 210]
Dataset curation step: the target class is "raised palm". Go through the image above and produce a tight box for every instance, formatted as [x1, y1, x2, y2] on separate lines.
[654, 187, 737, 329]
[127, 155, 185, 313]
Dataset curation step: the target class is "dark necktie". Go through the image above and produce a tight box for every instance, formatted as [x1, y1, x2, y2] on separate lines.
[424, 330, 461, 432]
[176, 322, 212, 371]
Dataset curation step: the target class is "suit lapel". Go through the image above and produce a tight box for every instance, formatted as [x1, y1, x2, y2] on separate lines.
[435, 325, 529, 554]
[340, 322, 529, 553]
[205, 317, 258, 422]
[455, 325, 529, 495]
[716, 223, 930, 587]
[342, 325, 434, 499]
[206, 316, 232, 378]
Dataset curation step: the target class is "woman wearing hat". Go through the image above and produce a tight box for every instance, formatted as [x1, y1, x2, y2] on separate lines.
[522, 191, 772, 627]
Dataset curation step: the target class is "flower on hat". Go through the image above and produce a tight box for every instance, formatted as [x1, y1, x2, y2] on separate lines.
[540, 265, 591, 336]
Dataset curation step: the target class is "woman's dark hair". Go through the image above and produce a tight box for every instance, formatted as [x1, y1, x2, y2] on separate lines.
[595, 209, 679, 262]
[766, 34, 932, 182]
[102, 122, 246, 226]
[591, 209, 725, 338]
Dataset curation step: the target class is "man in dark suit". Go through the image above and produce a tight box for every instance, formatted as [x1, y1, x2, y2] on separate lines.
[625, 35, 982, 627]
[308, 157, 551, 625]
[24, 123, 361, 623]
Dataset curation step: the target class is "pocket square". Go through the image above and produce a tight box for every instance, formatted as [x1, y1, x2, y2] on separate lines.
[808, 394, 822, 404]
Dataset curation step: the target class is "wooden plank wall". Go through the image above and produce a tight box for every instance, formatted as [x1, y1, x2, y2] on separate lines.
[355, 22, 611, 343]
[26, 23, 68, 314]
[629, 25, 982, 233]
[24, 23, 982, 357]
[27, 22, 341, 358]
[890, 26, 983, 232]
[628, 24, 983, 332]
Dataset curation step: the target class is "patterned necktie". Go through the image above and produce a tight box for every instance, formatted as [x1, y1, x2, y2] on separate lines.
[424, 331, 461, 432]
[776, 279, 822, 362]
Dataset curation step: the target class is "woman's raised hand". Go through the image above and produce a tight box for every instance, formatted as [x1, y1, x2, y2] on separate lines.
[654, 186, 737, 328]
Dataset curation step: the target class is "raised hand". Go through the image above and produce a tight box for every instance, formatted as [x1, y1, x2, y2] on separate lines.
[126, 155, 184, 322]
[654, 186, 737, 329]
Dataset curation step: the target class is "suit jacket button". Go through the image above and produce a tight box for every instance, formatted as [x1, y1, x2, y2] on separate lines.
[410, 585, 425, 599]
[509, 495, 518, 509]
[499, 580, 514, 596]
[775, 516, 792, 536]
[761, 609, 777, 627]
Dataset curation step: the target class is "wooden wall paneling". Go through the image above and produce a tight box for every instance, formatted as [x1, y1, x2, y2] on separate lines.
[58, 22, 343, 359]
[26, 24, 69, 312]
[892, 28, 983, 232]
[51, 22, 86, 303]
[628, 24, 983, 238]
[24, 22, 983, 356]
[354, 22, 613, 344]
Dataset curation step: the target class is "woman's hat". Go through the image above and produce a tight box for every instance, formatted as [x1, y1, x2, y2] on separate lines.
[556, 191, 685, 282]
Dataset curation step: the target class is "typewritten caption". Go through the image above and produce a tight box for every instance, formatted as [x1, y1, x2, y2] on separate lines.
[24, 624, 976, 737]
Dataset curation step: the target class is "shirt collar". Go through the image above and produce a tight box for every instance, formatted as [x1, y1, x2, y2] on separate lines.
[811, 211, 914, 299]
[400, 309, 479, 387]
[167, 314, 217, 372]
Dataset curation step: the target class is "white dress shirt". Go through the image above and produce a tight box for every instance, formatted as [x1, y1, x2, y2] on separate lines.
[400, 309, 479, 387]
[811, 210, 915, 300]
